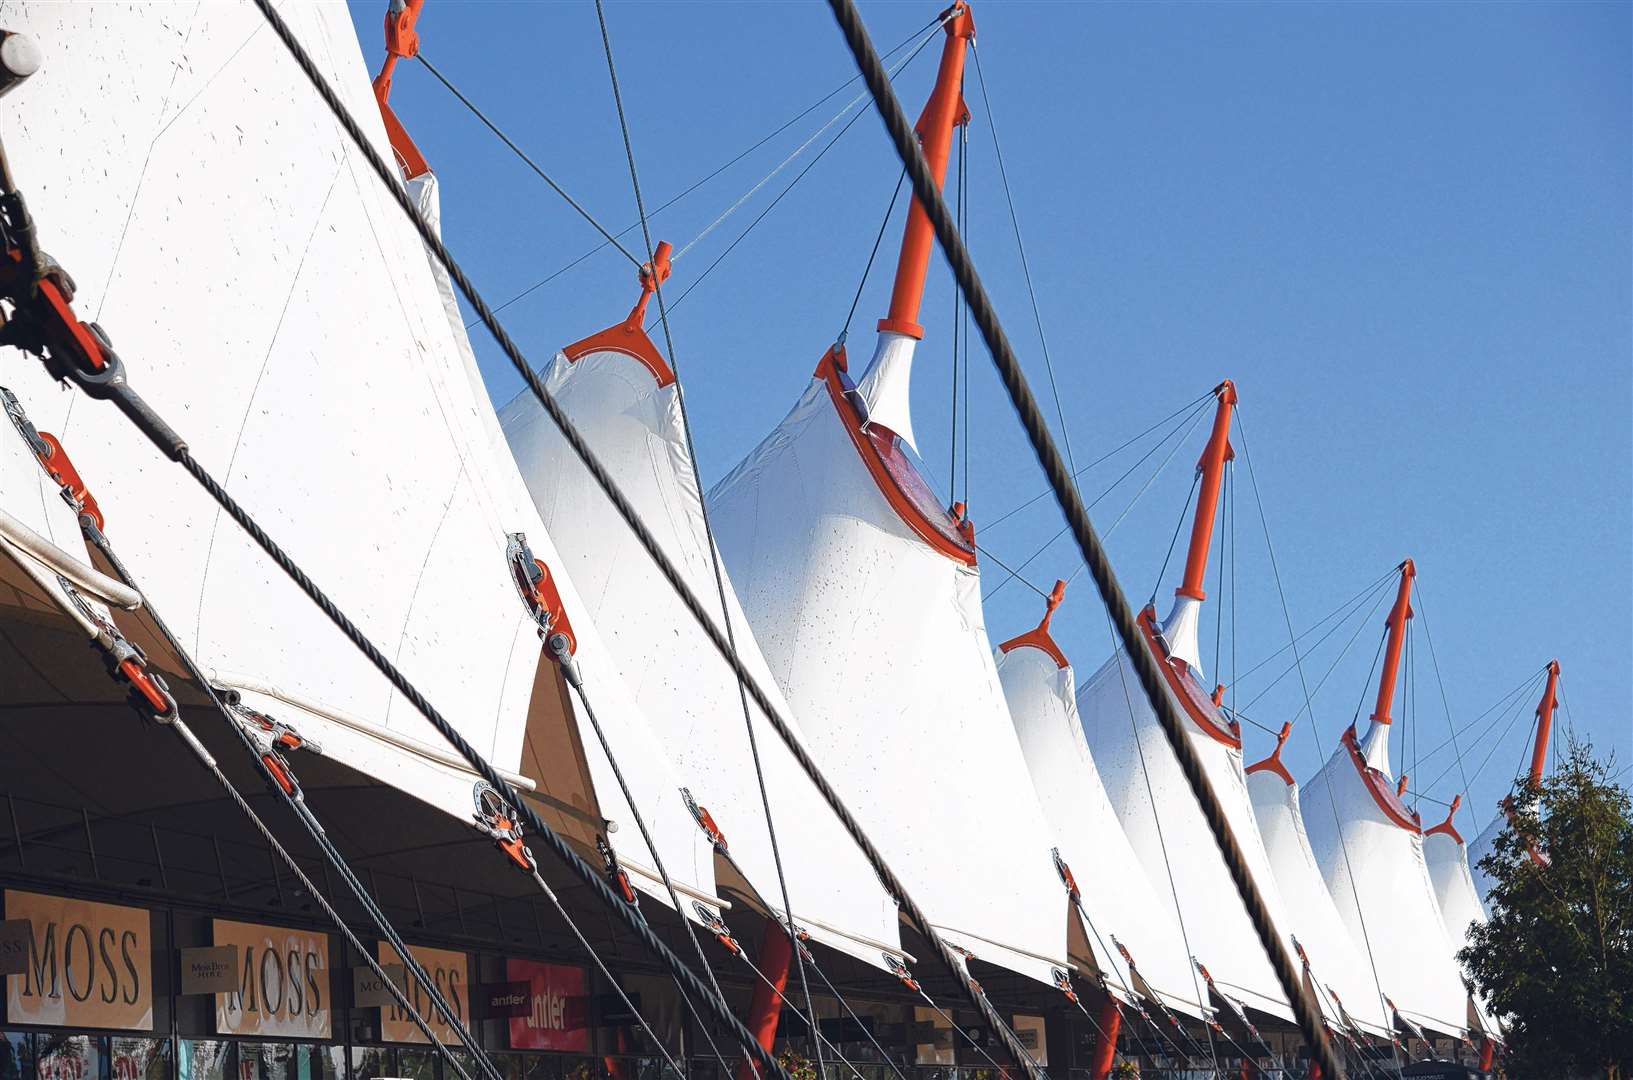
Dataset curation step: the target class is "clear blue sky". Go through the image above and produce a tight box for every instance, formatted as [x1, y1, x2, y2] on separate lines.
[348, 1, 1631, 832]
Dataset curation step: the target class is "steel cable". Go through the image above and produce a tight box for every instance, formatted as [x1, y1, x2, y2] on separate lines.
[822, 1, 1342, 1073]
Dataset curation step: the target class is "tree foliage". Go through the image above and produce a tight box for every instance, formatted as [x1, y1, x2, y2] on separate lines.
[1462, 738, 1633, 1080]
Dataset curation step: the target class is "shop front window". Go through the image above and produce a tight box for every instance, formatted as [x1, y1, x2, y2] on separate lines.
[2, 1032, 37, 1080]
[395, 1049, 436, 1080]
[347, 1048, 392, 1080]
[109, 1038, 169, 1080]
[36, 1035, 101, 1080]
[179, 1041, 231, 1080]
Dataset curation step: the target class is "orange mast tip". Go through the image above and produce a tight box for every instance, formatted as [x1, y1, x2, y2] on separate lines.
[1175, 379, 1237, 601]
[1528, 659, 1562, 786]
[876, 2, 975, 340]
[1368, 558, 1415, 725]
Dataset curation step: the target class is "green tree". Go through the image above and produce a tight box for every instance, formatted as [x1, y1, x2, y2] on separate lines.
[1462, 738, 1633, 1080]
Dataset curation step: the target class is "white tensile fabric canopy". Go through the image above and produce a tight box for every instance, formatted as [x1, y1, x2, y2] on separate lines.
[1077, 595, 1298, 1022]
[1300, 717, 1479, 1037]
[706, 342, 1072, 987]
[1424, 807, 1490, 960]
[1244, 736, 1394, 1036]
[0, 0, 714, 913]
[994, 619, 1208, 1019]
[497, 336, 904, 968]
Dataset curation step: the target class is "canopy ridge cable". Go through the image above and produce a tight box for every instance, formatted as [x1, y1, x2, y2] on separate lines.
[983, 396, 1212, 604]
[1234, 412, 1398, 1055]
[59, 534, 481, 1080]
[1104, 609, 1222, 1078]
[659, 29, 945, 319]
[968, 42, 1077, 491]
[414, 53, 639, 266]
[984, 390, 1214, 531]
[481, 21, 941, 326]
[72, 521, 514, 1080]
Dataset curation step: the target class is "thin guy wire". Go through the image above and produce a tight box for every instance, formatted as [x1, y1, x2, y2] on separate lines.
[476, 21, 942, 326]
[982, 390, 1214, 531]
[969, 43, 1077, 490]
[982, 397, 1211, 604]
[415, 53, 639, 266]
[591, 7, 829, 1075]
[1234, 411, 1396, 1043]
[660, 28, 945, 319]
[590, 8, 768, 1075]
[1411, 580, 1476, 805]
[843, 167, 908, 342]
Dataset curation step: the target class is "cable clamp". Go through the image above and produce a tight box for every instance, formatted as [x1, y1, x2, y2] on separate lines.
[506, 532, 577, 654]
[692, 902, 741, 956]
[594, 835, 640, 906]
[223, 694, 323, 757]
[64, 581, 177, 724]
[883, 954, 920, 993]
[680, 787, 728, 852]
[1051, 846, 1081, 903]
[471, 782, 537, 873]
[1051, 967, 1077, 1005]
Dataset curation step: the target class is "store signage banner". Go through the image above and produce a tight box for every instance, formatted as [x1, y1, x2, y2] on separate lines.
[353, 963, 406, 1008]
[4, 889, 153, 1031]
[212, 919, 330, 1039]
[473, 980, 531, 1020]
[377, 943, 467, 1045]
[506, 958, 588, 1052]
[178, 946, 240, 995]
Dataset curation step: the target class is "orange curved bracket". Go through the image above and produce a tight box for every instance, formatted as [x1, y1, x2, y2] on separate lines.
[562, 241, 675, 387]
[1244, 722, 1294, 785]
[998, 579, 1068, 667]
[371, 0, 431, 181]
[1340, 725, 1421, 833]
[1136, 605, 1241, 748]
[1424, 793, 1463, 844]
[815, 346, 977, 567]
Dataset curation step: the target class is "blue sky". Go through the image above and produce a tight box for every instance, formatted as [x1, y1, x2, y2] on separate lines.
[348, 0, 1631, 831]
